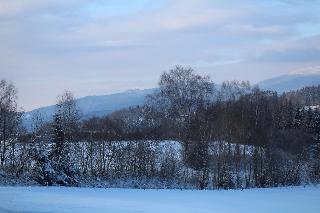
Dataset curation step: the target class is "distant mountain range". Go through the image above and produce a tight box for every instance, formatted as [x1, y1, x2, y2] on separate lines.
[23, 88, 156, 130]
[257, 66, 320, 93]
[23, 67, 320, 130]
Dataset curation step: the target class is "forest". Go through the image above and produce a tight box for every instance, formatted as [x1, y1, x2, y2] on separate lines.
[0, 66, 320, 190]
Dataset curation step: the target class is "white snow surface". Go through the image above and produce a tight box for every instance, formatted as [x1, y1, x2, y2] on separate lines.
[0, 186, 319, 213]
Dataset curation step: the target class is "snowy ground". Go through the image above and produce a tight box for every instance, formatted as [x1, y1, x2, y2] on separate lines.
[0, 186, 319, 213]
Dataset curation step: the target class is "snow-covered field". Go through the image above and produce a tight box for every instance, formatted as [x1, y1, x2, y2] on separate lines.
[0, 186, 319, 213]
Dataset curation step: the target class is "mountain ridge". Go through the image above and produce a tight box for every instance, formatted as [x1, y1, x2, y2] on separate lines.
[257, 73, 320, 93]
[23, 88, 156, 130]
[23, 70, 320, 130]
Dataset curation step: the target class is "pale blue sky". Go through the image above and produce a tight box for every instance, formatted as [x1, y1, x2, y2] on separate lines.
[0, 0, 320, 110]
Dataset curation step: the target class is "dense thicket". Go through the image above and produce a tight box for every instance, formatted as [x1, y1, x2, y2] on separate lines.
[1, 66, 320, 189]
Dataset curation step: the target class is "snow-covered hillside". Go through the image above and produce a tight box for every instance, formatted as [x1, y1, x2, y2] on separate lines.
[0, 186, 318, 213]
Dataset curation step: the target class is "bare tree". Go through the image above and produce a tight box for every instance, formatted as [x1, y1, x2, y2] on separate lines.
[51, 91, 81, 174]
[0, 79, 20, 168]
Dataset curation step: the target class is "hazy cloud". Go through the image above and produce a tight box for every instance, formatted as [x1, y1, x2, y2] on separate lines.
[0, 0, 319, 110]
[256, 35, 320, 62]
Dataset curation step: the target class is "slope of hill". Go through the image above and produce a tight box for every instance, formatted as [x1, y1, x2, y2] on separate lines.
[257, 67, 320, 93]
[23, 88, 156, 129]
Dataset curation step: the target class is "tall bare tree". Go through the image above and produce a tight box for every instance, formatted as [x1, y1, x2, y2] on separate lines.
[0, 80, 20, 168]
[51, 91, 81, 172]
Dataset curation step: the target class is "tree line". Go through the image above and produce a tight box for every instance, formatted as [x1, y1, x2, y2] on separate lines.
[0, 66, 319, 189]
